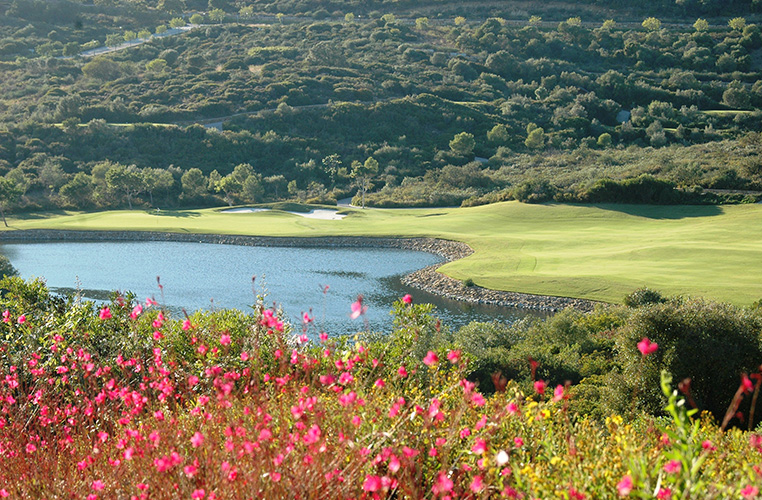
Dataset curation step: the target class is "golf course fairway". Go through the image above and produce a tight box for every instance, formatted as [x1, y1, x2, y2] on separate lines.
[2, 201, 761, 306]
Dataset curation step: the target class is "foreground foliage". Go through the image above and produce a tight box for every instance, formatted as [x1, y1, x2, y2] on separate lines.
[1, 278, 762, 498]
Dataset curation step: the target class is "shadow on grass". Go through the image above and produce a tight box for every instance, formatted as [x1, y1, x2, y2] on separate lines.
[10, 210, 71, 220]
[147, 209, 202, 218]
[572, 203, 724, 220]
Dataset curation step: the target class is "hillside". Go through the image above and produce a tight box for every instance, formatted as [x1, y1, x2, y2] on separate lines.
[0, 1, 761, 211]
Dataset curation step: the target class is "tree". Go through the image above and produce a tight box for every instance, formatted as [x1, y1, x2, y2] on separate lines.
[642, 17, 661, 32]
[156, 25, 168, 34]
[158, 0, 184, 13]
[239, 6, 254, 19]
[454, 16, 466, 26]
[0, 178, 21, 227]
[138, 30, 151, 39]
[646, 121, 667, 147]
[123, 30, 137, 42]
[181, 168, 207, 200]
[106, 164, 144, 209]
[597, 133, 613, 148]
[189, 14, 203, 24]
[487, 124, 510, 145]
[264, 175, 287, 199]
[62, 42, 80, 56]
[415, 17, 429, 30]
[215, 175, 240, 206]
[693, 18, 709, 32]
[59, 172, 94, 207]
[722, 81, 751, 109]
[525, 127, 545, 150]
[321, 154, 342, 188]
[208, 9, 225, 23]
[0, 255, 17, 278]
[351, 157, 379, 209]
[81, 57, 122, 81]
[729, 17, 747, 32]
[449, 132, 476, 156]
[145, 59, 168, 73]
[142, 168, 174, 206]
[169, 18, 185, 28]
[105, 34, 123, 47]
[344, 13, 355, 23]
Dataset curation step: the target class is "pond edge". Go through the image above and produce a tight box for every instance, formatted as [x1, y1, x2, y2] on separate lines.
[0, 229, 598, 312]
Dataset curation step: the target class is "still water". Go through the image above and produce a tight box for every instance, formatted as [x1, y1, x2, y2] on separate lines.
[0, 241, 546, 336]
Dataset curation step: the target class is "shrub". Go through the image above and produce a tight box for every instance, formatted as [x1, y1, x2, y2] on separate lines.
[623, 287, 666, 307]
[612, 297, 762, 419]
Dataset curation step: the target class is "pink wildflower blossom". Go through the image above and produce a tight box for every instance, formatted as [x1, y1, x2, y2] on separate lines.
[423, 351, 439, 366]
[402, 294, 412, 304]
[637, 337, 658, 356]
[617, 475, 633, 496]
[350, 295, 367, 319]
[99, 307, 112, 320]
[663, 460, 681, 474]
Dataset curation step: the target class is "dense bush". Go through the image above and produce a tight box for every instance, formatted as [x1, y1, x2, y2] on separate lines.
[1, 278, 762, 497]
[612, 298, 762, 420]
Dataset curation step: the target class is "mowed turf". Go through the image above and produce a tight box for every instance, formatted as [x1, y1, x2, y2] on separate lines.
[3, 202, 761, 305]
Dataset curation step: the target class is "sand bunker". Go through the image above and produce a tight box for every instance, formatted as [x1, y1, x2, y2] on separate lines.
[222, 207, 346, 220]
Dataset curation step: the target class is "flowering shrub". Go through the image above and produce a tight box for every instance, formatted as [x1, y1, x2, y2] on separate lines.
[0, 279, 761, 498]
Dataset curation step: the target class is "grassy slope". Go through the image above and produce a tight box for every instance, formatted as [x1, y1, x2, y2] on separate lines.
[4, 202, 762, 305]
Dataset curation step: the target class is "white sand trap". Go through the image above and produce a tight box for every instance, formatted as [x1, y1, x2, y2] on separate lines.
[221, 207, 346, 220]
[221, 207, 270, 214]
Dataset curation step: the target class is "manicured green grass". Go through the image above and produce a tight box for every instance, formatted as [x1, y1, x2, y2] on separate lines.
[4, 202, 762, 305]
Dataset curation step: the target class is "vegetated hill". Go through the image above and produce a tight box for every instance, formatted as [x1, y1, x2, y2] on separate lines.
[0, 1, 761, 211]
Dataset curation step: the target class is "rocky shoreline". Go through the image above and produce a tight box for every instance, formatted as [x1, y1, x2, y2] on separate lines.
[0, 229, 599, 312]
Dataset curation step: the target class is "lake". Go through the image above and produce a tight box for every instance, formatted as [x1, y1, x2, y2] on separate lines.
[0, 241, 546, 336]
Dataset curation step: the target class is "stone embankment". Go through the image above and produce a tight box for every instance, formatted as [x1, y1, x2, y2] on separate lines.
[1, 229, 598, 312]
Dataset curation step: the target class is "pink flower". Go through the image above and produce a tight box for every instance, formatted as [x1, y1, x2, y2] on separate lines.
[742, 373, 755, 394]
[182, 319, 192, 330]
[99, 307, 112, 320]
[534, 380, 546, 395]
[402, 294, 412, 304]
[191, 489, 205, 499]
[363, 475, 383, 492]
[271, 472, 281, 482]
[220, 334, 231, 346]
[617, 475, 633, 496]
[191, 432, 204, 448]
[431, 472, 453, 496]
[472, 438, 487, 455]
[470, 475, 484, 493]
[130, 305, 142, 319]
[471, 392, 486, 406]
[550, 384, 565, 402]
[742, 485, 759, 499]
[2, 310, 9, 323]
[350, 295, 367, 319]
[446, 350, 462, 364]
[423, 351, 439, 366]
[17, 314, 26, 325]
[663, 460, 681, 474]
[92, 480, 105, 491]
[25, 443, 36, 453]
[398, 366, 408, 378]
[637, 337, 658, 356]
[656, 487, 672, 499]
